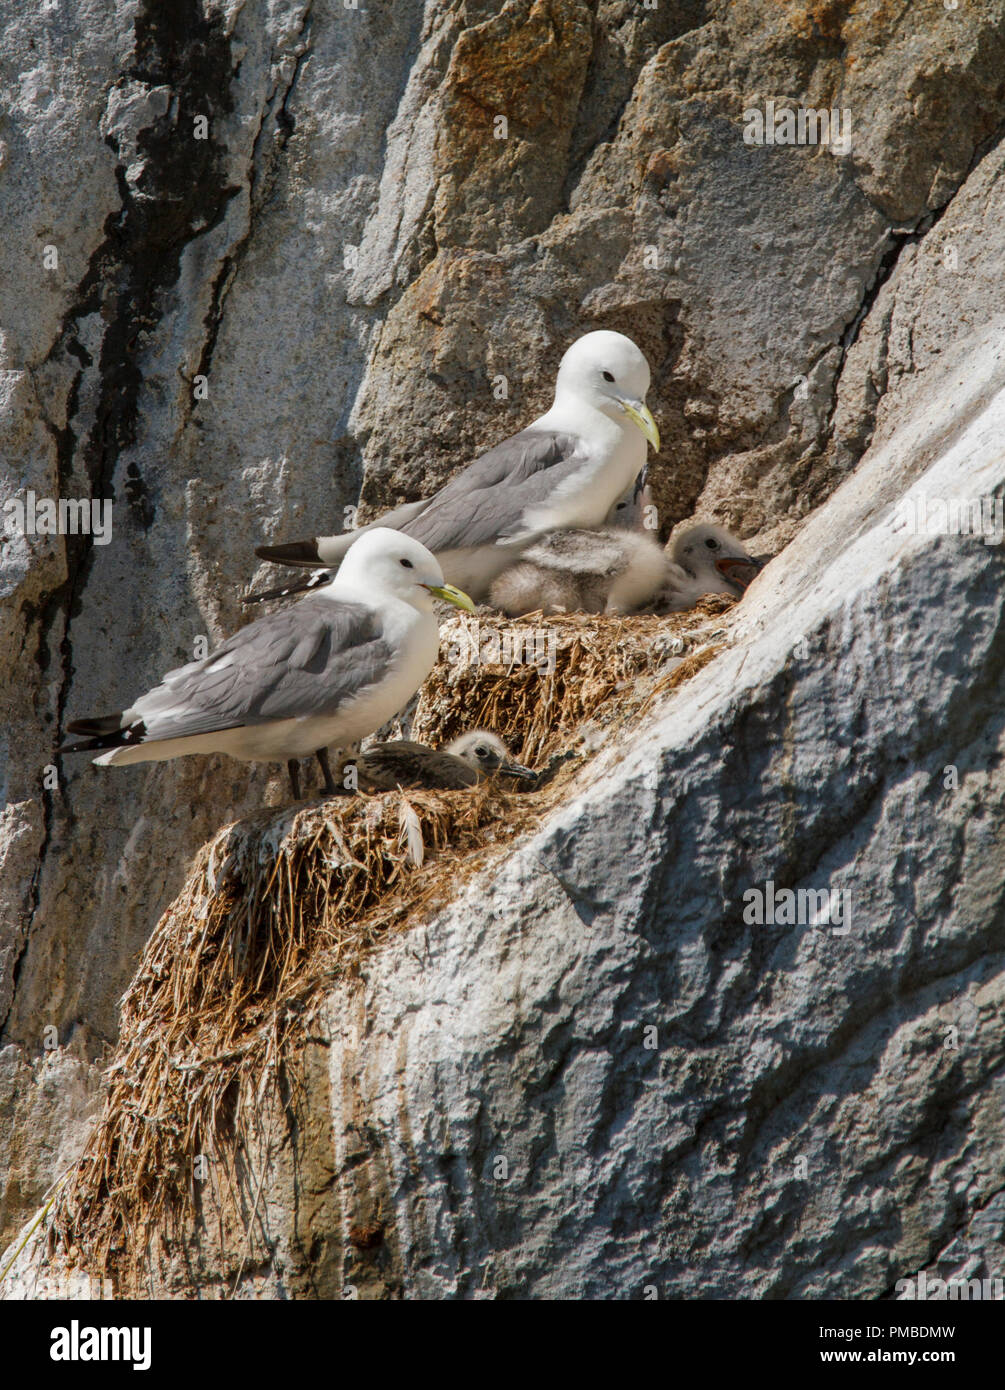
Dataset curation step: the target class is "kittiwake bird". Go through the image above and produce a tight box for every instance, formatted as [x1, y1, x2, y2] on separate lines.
[342, 730, 537, 792]
[58, 529, 475, 800]
[250, 330, 660, 604]
[656, 522, 764, 612]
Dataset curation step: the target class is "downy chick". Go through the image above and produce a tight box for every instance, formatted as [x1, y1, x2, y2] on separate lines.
[341, 730, 536, 792]
[489, 486, 665, 616]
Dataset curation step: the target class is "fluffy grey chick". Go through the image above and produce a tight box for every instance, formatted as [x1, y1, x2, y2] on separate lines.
[657, 522, 764, 612]
[342, 730, 537, 792]
[488, 486, 665, 616]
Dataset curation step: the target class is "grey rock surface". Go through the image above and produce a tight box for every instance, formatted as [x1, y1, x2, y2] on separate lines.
[2, 0, 1005, 1295]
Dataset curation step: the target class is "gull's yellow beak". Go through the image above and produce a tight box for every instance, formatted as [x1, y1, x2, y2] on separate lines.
[426, 582, 476, 613]
[620, 398, 660, 452]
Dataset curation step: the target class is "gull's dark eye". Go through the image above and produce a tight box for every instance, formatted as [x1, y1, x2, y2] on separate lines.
[476, 745, 490, 759]
[705, 538, 718, 550]
[400, 557, 414, 568]
[602, 370, 615, 383]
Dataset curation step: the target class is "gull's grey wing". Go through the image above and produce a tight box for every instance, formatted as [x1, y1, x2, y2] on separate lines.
[255, 431, 586, 571]
[402, 428, 585, 552]
[130, 597, 391, 741]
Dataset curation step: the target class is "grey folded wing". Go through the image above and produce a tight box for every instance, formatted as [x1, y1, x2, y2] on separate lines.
[259, 430, 586, 569]
[132, 597, 391, 741]
[402, 428, 585, 552]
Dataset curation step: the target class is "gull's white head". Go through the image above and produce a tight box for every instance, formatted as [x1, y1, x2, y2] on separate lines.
[445, 730, 537, 780]
[334, 528, 475, 612]
[553, 330, 659, 450]
[672, 523, 763, 594]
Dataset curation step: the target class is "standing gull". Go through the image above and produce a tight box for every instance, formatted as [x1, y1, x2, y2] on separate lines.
[251, 330, 660, 603]
[342, 730, 536, 792]
[58, 529, 475, 799]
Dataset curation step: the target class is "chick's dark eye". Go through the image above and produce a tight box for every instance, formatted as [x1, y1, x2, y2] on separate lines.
[476, 746, 490, 758]
[602, 370, 615, 382]
[399, 557, 414, 568]
[705, 538, 718, 550]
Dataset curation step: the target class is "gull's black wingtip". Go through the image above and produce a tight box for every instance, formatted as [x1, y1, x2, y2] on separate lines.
[58, 715, 146, 754]
[255, 539, 322, 565]
[242, 569, 334, 606]
[65, 713, 123, 737]
[58, 735, 105, 754]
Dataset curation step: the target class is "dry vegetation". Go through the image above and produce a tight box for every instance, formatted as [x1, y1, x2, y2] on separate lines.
[44, 601, 732, 1290]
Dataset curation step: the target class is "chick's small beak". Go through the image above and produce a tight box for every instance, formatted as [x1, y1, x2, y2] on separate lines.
[499, 760, 538, 781]
[425, 582, 476, 613]
[619, 398, 660, 452]
[715, 555, 764, 590]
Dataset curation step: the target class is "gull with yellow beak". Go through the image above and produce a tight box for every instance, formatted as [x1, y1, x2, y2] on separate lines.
[59, 529, 475, 801]
[250, 331, 660, 604]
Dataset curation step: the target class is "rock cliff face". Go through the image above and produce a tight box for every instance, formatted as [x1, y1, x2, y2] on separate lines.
[3, 0, 1005, 1297]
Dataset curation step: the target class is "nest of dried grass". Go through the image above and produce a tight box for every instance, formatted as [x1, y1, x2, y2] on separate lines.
[413, 597, 733, 764]
[47, 599, 733, 1290]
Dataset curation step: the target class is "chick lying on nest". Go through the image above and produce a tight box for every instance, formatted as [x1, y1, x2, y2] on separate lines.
[490, 514, 764, 617]
[337, 729, 537, 792]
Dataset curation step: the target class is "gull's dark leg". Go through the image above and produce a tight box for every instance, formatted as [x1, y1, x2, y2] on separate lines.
[287, 759, 302, 799]
[315, 746, 339, 795]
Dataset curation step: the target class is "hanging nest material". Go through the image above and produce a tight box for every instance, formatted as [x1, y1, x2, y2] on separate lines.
[46, 599, 733, 1290]
[48, 786, 535, 1288]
